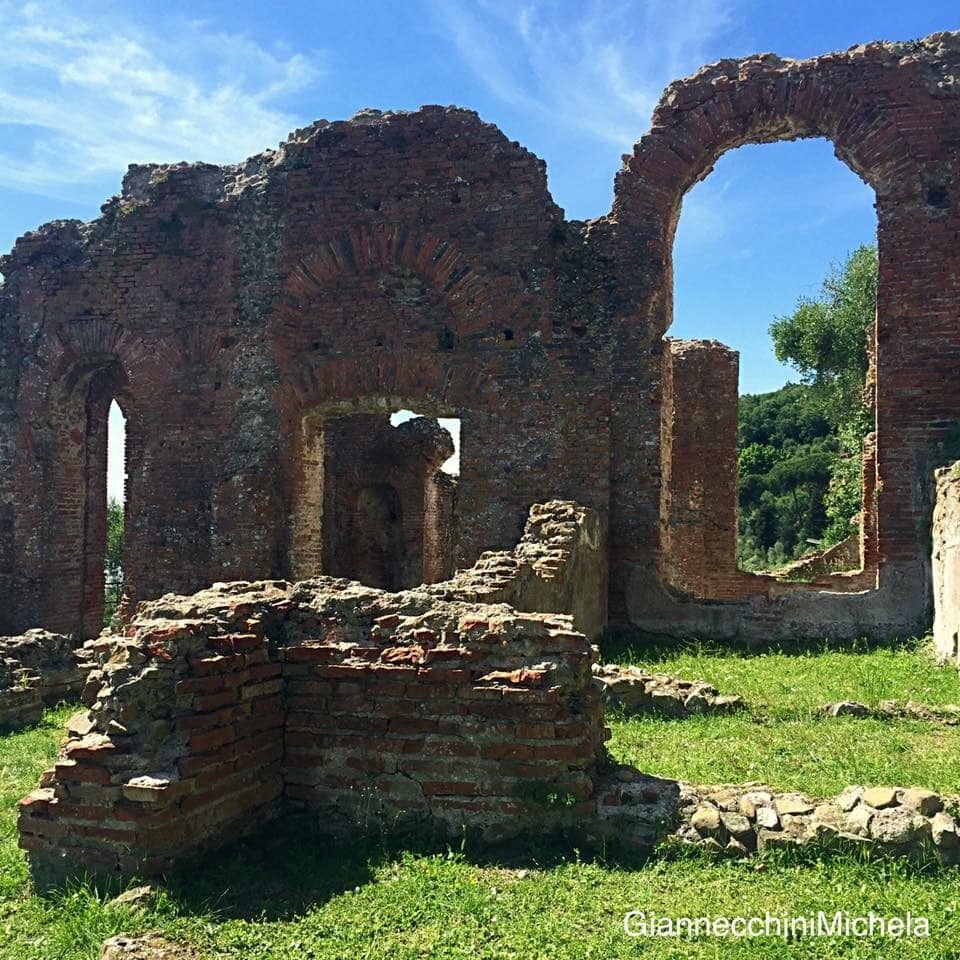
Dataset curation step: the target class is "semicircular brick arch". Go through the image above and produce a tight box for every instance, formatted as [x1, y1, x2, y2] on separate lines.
[44, 321, 175, 410]
[604, 39, 958, 638]
[282, 224, 495, 340]
[610, 48, 920, 338]
[278, 350, 488, 417]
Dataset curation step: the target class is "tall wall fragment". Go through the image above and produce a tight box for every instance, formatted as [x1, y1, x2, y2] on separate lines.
[660, 339, 742, 599]
[933, 466, 960, 666]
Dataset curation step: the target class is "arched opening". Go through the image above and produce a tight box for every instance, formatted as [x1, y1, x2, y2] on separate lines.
[41, 356, 131, 637]
[287, 399, 460, 589]
[664, 137, 878, 598]
[104, 400, 127, 627]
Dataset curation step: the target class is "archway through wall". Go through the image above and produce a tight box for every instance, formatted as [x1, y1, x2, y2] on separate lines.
[287, 399, 460, 590]
[41, 357, 132, 637]
[664, 137, 879, 599]
[104, 400, 127, 627]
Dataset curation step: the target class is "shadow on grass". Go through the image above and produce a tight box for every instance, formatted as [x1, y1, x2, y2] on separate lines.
[158, 815, 656, 922]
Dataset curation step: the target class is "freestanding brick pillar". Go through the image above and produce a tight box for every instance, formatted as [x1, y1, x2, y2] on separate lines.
[660, 339, 742, 599]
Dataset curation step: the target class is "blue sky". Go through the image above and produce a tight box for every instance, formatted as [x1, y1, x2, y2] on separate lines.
[1, 0, 957, 498]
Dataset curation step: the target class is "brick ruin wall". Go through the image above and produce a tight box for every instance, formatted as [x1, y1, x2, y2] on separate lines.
[2, 34, 960, 647]
[19, 497, 960, 882]
[299, 411, 456, 590]
[18, 501, 616, 881]
[660, 339, 743, 598]
[933, 466, 960, 666]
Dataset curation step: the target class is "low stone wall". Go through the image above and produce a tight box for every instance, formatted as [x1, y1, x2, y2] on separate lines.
[776, 535, 860, 582]
[933, 465, 960, 666]
[0, 630, 89, 730]
[17, 496, 960, 882]
[671, 783, 960, 863]
[19, 576, 605, 882]
[593, 664, 744, 717]
[822, 700, 960, 724]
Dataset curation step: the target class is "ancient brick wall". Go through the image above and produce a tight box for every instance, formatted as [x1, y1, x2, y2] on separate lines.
[19, 504, 607, 881]
[0, 109, 611, 640]
[660, 339, 743, 598]
[2, 35, 960, 643]
[319, 413, 455, 589]
[430, 500, 607, 639]
[608, 34, 960, 639]
[0, 630, 89, 730]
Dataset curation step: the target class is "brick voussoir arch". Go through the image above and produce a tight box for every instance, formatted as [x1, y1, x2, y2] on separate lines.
[42, 320, 181, 412]
[278, 351, 488, 418]
[282, 224, 496, 339]
[612, 54, 919, 315]
[605, 44, 929, 626]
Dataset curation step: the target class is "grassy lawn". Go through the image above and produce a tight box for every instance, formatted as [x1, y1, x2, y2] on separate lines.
[2, 640, 960, 959]
[604, 638, 960, 796]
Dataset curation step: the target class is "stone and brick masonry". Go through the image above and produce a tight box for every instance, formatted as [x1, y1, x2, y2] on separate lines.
[18, 500, 960, 880]
[3, 34, 960, 646]
[0, 630, 89, 730]
[933, 465, 960, 666]
[18, 502, 617, 881]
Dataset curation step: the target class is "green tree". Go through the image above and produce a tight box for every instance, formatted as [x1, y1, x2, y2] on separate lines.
[104, 498, 124, 627]
[737, 384, 837, 569]
[736, 247, 876, 568]
[769, 245, 876, 427]
[767, 245, 876, 548]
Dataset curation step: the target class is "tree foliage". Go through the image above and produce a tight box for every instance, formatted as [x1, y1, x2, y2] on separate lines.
[769, 244, 876, 425]
[739, 246, 876, 571]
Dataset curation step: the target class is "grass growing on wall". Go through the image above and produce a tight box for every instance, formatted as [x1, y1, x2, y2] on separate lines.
[3, 642, 960, 959]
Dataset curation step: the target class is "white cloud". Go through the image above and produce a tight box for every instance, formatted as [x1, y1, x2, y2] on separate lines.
[429, 0, 737, 148]
[0, 1, 323, 194]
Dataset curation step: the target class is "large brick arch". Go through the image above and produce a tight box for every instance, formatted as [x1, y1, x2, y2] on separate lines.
[605, 40, 960, 638]
[611, 52, 918, 340]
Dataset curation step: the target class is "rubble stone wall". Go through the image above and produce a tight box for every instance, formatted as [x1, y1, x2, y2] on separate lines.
[672, 782, 960, 864]
[430, 500, 607, 639]
[18, 581, 605, 882]
[933, 465, 960, 665]
[0, 630, 89, 730]
[17, 501, 608, 881]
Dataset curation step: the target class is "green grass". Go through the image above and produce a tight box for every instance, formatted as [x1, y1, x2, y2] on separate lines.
[603, 636, 960, 796]
[3, 640, 960, 959]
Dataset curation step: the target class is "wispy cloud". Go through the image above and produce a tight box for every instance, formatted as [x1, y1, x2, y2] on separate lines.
[0, 1, 323, 195]
[429, 0, 737, 148]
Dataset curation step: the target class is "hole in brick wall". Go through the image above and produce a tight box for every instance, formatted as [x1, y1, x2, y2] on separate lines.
[927, 184, 949, 210]
[104, 400, 126, 628]
[389, 409, 460, 586]
[391, 409, 460, 476]
[668, 138, 878, 592]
